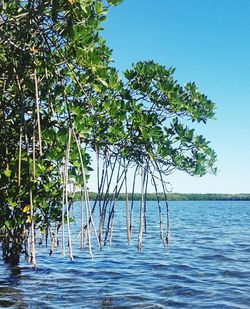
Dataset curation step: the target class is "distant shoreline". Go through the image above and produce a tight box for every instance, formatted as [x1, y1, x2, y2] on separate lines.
[73, 192, 250, 201]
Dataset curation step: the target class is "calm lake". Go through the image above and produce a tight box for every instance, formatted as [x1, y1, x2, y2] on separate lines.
[0, 201, 250, 308]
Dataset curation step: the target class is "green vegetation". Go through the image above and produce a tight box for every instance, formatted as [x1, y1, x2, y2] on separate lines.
[165, 193, 250, 201]
[0, 0, 216, 265]
[74, 192, 250, 201]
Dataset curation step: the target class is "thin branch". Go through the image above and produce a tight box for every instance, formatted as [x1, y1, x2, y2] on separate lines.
[34, 68, 43, 156]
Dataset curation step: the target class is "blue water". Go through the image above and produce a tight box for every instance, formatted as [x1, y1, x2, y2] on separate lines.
[0, 201, 250, 308]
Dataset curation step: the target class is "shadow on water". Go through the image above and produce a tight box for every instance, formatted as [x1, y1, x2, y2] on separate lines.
[0, 257, 28, 308]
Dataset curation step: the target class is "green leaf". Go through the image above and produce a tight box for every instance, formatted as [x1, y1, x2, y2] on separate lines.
[95, 1, 103, 14]
[4, 168, 11, 178]
[93, 83, 102, 92]
[5, 220, 11, 230]
[108, 0, 123, 6]
[98, 78, 108, 87]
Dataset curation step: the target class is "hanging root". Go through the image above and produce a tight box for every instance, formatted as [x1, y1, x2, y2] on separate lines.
[149, 167, 164, 243]
[143, 164, 149, 235]
[24, 130, 36, 268]
[137, 165, 145, 252]
[65, 128, 74, 261]
[155, 161, 171, 247]
[130, 165, 139, 241]
[61, 163, 66, 256]
[124, 162, 131, 244]
[164, 182, 171, 247]
[72, 129, 101, 257]
[49, 225, 58, 256]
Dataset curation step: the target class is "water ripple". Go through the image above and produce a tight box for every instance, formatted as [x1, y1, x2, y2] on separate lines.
[0, 201, 250, 308]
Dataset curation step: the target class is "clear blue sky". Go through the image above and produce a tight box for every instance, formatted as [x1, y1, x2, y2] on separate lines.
[96, 0, 250, 194]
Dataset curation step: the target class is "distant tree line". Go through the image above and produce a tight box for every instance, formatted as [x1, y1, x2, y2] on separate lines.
[73, 192, 250, 201]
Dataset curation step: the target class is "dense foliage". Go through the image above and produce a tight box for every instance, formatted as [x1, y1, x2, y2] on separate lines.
[0, 0, 216, 265]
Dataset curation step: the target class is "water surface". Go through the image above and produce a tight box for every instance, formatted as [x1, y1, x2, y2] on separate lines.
[0, 201, 249, 308]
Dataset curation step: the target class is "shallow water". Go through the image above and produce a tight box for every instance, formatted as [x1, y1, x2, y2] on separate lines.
[0, 201, 250, 308]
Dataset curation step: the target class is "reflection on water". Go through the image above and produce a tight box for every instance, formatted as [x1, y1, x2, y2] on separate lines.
[0, 201, 250, 308]
[0, 264, 26, 308]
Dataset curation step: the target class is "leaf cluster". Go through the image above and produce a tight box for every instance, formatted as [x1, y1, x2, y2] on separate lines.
[0, 0, 216, 261]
